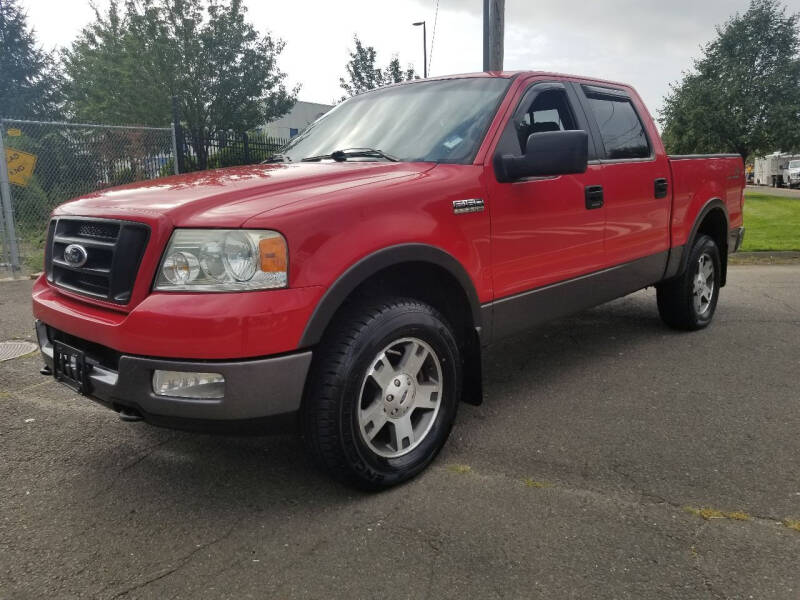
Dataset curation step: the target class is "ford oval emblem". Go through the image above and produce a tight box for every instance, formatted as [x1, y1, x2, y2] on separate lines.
[63, 244, 89, 268]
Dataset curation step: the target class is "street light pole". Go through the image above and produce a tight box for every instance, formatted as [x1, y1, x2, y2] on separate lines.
[413, 21, 427, 78]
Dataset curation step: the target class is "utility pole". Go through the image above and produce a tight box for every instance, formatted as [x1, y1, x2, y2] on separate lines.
[483, 0, 490, 71]
[483, 0, 505, 71]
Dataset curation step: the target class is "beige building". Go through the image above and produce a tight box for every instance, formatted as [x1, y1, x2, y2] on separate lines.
[262, 101, 333, 139]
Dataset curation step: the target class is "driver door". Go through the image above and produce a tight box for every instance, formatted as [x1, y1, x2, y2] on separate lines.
[485, 80, 606, 311]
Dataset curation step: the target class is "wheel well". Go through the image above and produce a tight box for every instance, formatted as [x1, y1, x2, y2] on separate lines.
[336, 261, 475, 341]
[695, 207, 728, 286]
[320, 261, 483, 405]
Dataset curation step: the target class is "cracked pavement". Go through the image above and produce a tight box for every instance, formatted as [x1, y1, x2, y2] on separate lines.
[1, 266, 799, 599]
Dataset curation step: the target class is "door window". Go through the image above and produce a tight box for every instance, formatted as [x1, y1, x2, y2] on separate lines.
[584, 94, 650, 160]
[511, 89, 579, 153]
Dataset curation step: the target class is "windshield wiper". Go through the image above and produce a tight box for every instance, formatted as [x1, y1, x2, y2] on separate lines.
[301, 148, 399, 162]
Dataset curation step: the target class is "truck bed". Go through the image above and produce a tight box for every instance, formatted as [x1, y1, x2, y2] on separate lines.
[667, 154, 745, 251]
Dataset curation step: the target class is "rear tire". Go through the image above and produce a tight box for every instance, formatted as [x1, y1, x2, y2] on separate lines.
[301, 297, 461, 490]
[657, 234, 721, 331]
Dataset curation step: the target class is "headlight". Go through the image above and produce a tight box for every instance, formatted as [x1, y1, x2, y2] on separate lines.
[155, 229, 288, 291]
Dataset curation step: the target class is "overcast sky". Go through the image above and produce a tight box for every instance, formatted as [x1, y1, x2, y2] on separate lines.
[22, 0, 800, 116]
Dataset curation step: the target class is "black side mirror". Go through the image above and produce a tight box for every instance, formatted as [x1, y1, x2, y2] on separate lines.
[494, 130, 589, 183]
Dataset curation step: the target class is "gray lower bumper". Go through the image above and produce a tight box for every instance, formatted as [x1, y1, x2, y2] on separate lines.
[36, 321, 312, 422]
[728, 226, 745, 253]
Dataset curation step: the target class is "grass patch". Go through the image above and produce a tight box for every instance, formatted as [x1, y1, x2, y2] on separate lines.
[522, 477, 553, 489]
[684, 506, 751, 521]
[723, 510, 752, 521]
[784, 519, 800, 533]
[741, 191, 800, 251]
[447, 464, 472, 474]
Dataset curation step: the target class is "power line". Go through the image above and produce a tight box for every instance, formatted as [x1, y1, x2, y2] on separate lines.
[428, 0, 439, 75]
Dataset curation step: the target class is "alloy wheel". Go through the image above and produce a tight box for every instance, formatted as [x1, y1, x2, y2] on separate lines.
[357, 337, 443, 458]
[692, 252, 715, 315]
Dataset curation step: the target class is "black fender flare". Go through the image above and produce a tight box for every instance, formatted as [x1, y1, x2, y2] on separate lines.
[664, 198, 729, 282]
[298, 243, 483, 348]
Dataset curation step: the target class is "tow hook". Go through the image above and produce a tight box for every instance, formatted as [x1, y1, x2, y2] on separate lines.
[118, 408, 144, 422]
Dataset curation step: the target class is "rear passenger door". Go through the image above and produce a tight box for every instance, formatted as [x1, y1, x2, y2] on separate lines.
[574, 84, 671, 268]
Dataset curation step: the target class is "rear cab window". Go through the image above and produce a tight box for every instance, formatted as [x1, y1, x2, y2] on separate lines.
[580, 85, 651, 160]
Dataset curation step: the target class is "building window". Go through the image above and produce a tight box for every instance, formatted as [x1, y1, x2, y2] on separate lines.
[289, 128, 299, 137]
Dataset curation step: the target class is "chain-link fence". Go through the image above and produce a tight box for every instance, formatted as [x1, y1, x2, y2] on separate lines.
[0, 118, 176, 277]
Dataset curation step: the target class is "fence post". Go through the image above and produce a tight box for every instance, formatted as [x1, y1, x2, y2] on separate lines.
[170, 123, 180, 176]
[171, 95, 184, 174]
[243, 132, 250, 164]
[0, 123, 21, 278]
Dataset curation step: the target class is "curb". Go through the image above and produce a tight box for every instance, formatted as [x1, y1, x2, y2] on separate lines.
[730, 251, 800, 265]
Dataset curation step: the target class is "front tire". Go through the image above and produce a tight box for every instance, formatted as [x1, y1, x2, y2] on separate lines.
[657, 234, 721, 330]
[301, 298, 461, 489]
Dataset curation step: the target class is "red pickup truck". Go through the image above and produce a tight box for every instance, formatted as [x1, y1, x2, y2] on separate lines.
[33, 72, 745, 488]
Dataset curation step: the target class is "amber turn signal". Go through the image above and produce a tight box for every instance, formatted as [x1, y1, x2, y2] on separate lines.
[259, 236, 287, 273]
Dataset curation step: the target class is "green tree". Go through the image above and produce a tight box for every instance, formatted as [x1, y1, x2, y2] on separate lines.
[63, 0, 297, 167]
[61, 1, 157, 125]
[0, 0, 62, 118]
[661, 0, 800, 159]
[384, 56, 417, 85]
[339, 35, 417, 99]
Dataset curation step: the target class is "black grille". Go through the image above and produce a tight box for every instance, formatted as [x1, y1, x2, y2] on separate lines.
[46, 217, 150, 304]
[76, 221, 119, 240]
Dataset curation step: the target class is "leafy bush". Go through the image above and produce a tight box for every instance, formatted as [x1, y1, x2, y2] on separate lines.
[109, 166, 138, 186]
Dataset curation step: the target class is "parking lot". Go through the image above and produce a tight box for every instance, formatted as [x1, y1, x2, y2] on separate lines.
[1, 265, 799, 599]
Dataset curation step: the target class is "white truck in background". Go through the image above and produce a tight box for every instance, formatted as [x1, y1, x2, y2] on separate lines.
[754, 152, 800, 187]
[785, 159, 800, 189]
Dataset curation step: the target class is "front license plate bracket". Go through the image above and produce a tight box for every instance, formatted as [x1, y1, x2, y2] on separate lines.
[53, 341, 92, 394]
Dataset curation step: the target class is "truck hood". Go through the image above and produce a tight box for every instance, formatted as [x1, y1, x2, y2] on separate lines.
[55, 162, 436, 227]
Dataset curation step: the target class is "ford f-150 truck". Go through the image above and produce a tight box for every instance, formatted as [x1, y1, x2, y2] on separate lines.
[32, 72, 745, 489]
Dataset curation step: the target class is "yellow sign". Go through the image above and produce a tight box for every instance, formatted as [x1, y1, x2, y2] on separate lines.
[7, 128, 21, 137]
[5, 147, 37, 187]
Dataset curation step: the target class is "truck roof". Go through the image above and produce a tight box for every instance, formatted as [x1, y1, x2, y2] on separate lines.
[388, 70, 634, 91]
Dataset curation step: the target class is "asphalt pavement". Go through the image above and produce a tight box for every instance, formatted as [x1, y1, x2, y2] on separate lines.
[1, 266, 799, 599]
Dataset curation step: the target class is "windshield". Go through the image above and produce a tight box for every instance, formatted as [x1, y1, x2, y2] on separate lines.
[789, 160, 800, 169]
[280, 78, 511, 164]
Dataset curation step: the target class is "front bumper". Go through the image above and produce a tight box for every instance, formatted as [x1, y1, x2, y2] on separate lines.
[31, 276, 324, 360]
[36, 321, 312, 431]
